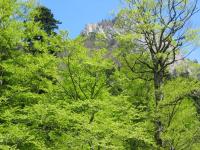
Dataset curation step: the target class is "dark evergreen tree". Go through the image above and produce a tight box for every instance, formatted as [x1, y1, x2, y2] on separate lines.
[34, 6, 61, 36]
[24, 6, 61, 54]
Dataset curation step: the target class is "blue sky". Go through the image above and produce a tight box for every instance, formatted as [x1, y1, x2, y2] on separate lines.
[38, 0, 121, 38]
[38, 0, 200, 61]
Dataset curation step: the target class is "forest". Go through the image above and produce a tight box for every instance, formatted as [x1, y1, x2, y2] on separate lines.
[1, 0, 200, 149]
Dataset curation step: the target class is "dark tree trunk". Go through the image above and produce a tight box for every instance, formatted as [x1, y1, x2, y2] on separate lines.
[153, 69, 164, 148]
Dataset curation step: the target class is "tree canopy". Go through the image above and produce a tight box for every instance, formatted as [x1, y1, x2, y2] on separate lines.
[0, 0, 200, 150]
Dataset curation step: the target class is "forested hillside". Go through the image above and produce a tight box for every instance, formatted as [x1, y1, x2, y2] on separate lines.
[0, 0, 200, 149]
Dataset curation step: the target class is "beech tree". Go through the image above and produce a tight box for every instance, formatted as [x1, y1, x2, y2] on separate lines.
[1, 0, 200, 149]
[116, 0, 199, 149]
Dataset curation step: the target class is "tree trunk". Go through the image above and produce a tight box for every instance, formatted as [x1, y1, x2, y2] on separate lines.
[153, 70, 164, 149]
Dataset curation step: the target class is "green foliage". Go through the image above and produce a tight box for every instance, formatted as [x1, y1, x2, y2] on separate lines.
[57, 37, 113, 100]
[158, 78, 200, 149]
[0, 0, 200, 150]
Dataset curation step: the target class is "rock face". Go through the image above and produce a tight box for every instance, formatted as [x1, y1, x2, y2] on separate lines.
[168, 53, 200, 79]
[82, 24, 100, 35]
[81, 20, 115, 36]
[81, 20, 117, 49]
[169, 54, 185, 73]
